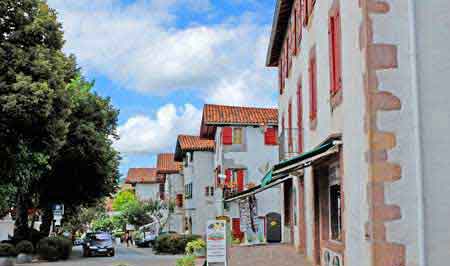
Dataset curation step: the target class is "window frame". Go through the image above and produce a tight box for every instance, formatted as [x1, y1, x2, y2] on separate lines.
[328, 162, 342, 242]
[328, 4, 342, 95]
[308, 47, 318, 126]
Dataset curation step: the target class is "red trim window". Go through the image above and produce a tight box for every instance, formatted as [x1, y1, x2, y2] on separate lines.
[297, 78, 304, 154]
[264, 127, 278, 145]
[225, 169, 232, 187]
[329, 6, 342, 94]
[309, 49, 318, 122]
[285, 39, 289, 78]
[176, 194, 183, 208]
[293, 4, 298, 55]
[236, 170, 245, 192]
[288, 101, 293, 153]
[222, 127, 233, 145]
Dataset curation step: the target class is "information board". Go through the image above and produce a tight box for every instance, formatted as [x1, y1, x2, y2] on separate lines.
[207, 220, 227, 265]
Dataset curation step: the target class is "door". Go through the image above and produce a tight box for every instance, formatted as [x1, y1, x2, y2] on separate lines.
[266, 212, 282, 243]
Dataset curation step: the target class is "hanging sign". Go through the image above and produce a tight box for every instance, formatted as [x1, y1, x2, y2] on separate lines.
[207, 220, 227, 265]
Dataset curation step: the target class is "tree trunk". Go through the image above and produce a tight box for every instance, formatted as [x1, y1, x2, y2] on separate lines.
[14, 192, 30, 241]
[40, 206, 53, 236]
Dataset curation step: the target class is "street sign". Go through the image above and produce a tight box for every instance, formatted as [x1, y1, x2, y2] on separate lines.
[207, 220, 227, 266]
[52, 204, 64, 217]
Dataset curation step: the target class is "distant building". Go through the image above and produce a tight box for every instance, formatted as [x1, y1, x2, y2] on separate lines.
[125, 168, 162, 201]
[200, 104, 281, 242]
[174, 135, 216, 236]
[156, 153, 184, 233]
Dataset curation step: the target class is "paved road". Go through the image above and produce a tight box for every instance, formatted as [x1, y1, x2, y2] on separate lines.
[22, 245, 181, 266]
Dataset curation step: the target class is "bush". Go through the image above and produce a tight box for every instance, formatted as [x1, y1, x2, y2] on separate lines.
[185, 239, 206, 255]
[0, 243, 16, 257]
[176, 255, 196, 266]
[36, 236, 73, 261]
[153, 234, 201, 255]
[16, 240, 34, 254]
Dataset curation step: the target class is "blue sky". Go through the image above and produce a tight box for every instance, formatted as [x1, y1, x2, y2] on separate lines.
[47, 0, 278, 179]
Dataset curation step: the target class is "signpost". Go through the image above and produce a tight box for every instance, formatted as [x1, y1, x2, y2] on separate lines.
[206, 220, 227, 266]
[52, 204, 64, 232]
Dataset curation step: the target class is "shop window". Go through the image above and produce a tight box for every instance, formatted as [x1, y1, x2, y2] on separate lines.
[329, 163, 342, 241]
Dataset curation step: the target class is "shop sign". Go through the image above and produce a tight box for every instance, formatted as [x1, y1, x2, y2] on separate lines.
[206, 220, 227, 266]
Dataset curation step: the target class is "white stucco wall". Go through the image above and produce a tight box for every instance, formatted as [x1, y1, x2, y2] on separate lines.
[165, 172, 185, 233]
[0, 216, 13, 241]
[183, 151, 215, 236]
[135, 183, 159, 201]
[214, 126, 281, 219]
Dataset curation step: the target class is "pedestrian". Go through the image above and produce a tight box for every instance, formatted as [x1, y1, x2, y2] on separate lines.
[125, 230, 133, 247]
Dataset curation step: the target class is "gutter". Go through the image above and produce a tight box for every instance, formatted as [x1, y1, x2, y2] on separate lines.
[408, 1, 426, 265]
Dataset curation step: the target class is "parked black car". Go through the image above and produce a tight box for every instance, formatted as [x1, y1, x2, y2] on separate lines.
[82, 232, 115, 257]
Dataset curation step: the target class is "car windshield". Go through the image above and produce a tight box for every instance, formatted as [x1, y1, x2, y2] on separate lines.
[90, 233, 111, 241]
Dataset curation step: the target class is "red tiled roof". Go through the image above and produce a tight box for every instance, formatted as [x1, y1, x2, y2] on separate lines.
[178, 135, 215, 151]
[200, 104, 278, 138]
[125, 168, 160, 184]
[174, 135, 215, 161]
[156, 153, 183, 174]
[202, 104, 278, 126]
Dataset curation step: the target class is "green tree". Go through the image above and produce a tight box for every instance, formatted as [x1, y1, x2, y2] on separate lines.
[37, 75, 120, 234]
[0, 0, 77, 240]
[0, 184, 16, 218]
[112, 190, 138, 212]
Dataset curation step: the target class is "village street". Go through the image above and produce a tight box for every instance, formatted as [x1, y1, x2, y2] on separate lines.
[21, 245, 181, 266]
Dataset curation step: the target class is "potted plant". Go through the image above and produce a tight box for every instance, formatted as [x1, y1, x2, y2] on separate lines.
[185, 239, 206, 257]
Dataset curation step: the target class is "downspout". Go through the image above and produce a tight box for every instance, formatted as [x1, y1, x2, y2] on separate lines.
[407, 1, 426, 265]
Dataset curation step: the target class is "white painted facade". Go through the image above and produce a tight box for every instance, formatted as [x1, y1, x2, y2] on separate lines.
[271, 0, 450, 266]
[182, 151, 216, 236]
[0, 215, 13, 241]
[134, 183, 159, 201]
[165, 172, 185, 233]
[214, 126, 281, 219]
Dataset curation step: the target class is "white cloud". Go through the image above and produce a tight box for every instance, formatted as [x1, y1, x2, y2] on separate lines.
[48, 0, 277, 107]
[113, 103, 202, 155]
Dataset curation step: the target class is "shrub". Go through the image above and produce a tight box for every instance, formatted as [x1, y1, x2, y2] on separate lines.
[185, 239, 206, 255]
[153, 234, 201, 255]
[36, 236, 73, 261]
[0, 243, 16, 257]
[176, 255, 196, 266]
[15, 240, 34, 254]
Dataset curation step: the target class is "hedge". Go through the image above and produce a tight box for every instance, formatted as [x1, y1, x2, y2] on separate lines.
[0, 243, 16, 257]
[153, 234, 201, 255]
[15, 240, 34, 254]
[36, 236, 73, 261]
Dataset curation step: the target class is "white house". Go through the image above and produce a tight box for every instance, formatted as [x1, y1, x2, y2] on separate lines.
[174, 135, 216, 236]
[156, 153, 185, 233]
[249, 0, 450, 266]
[125, 168, 162, 201]
[199, 104, 281, 242]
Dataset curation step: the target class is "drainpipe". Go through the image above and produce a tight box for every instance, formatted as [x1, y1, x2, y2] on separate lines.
[408, 1, 426, 265]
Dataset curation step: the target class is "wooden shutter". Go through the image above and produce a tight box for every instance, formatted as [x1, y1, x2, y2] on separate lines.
[329, 15, 335, 94]
[233, 128, 242, 144]
[296, 0, 303, 51]
[237, 170, 245, 192]
[309, 56, 317, 121]
[232, 218, 243, 240]
[297, 79, 304, 153]
[335, 10, 342, 92]
[303, 0, 309, 27]
[265, 127, 277, 145]
[288, 101, 293, 153]
[293, 6, 298, 55]
[225, 169, 232, 188]
[222, 127, 233, 145]
[176, 194, 183, 207]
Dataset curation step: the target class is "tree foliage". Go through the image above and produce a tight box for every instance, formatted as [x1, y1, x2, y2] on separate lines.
[112, 190, 138, 212]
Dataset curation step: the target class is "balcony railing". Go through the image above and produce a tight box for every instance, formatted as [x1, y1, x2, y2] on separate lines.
[279, 128, 302, 161]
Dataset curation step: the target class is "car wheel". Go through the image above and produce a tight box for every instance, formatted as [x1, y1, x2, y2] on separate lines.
[109, 250, 115, 257]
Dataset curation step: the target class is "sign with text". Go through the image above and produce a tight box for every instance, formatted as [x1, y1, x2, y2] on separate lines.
[207, 220, 227, 265]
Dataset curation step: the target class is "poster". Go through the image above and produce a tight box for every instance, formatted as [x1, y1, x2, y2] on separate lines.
[207, 220, 227, 265]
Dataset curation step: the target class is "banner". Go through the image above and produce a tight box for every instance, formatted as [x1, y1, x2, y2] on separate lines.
[207, 220, 227, 265]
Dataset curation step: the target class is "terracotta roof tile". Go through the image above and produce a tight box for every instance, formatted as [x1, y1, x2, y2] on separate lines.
[202, 104, 278, 125]
[156, 153, 183, 174]
[125, 168, 160, 184]
[177, 135, 215, 152]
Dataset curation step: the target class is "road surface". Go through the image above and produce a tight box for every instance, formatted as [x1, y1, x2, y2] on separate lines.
[22, 245, 181, 266]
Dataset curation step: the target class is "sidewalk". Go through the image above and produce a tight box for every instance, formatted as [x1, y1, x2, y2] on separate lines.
[228, 244, 313, 266]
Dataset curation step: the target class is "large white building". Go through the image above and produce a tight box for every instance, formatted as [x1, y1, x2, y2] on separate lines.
[156, 153, 185, 233]
[199, 104, 281, 242]
[125, 168, 162, 201]
[245, 0, 450, 266]
[174, 135, 216, 236]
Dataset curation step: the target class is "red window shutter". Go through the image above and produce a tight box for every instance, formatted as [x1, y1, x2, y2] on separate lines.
[329, 15, 335, 94]
[303, 0, 309, 27]
[297, 80, 303, 153]
[225, 169, 232, 187]
[335, 11, 342, 92]
[265, 128, 277, 145]
[309, 57, 317, 121]
[296, 0, 302, 50]
[222, 127, 233, 145]
[237, 170, 244, 192]
[293, 6, 297, 55]
[232, 218, 242, 240]
[279, 60, 283, 95]
[288, 102, 293, 153]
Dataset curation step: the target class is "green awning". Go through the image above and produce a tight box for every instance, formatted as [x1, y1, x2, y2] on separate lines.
[261, 170, 273, 187]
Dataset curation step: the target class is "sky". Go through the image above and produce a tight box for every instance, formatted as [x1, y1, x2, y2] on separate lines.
[46, 0, 278, 179]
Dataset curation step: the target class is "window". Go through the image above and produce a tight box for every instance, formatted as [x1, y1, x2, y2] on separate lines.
[225, 169, 245, 193]
[185, 183, 193, 199]
[205, 186, 215, 197]
[233, 128, 243, 144]
[159, 182, 165, 200]
[328, 6, 342, 95]
[176, 194, 183, 208]
[309, 49, 318, 123]
[279, 59, 284, 94]
[264, 127, 278, 145]
[304, 0, 316, 26]
[329, 163, 342, 241]
[222, 127, 243, 145]
[296, 0, 303, 47]
[297, 78, 304, 153]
